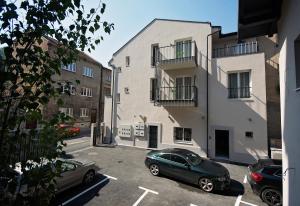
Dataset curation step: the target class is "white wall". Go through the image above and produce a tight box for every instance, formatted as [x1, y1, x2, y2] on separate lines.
[210, 53, 268, 163]
[105, 19, 269, 164]
[109, 20, 211, 156]
[277, 0, 300, 205]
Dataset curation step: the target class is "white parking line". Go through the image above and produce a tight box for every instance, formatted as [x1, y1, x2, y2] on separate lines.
[104, 174, 118, 180]
[235, 195, 243, 206]
[240, 200, 258, 206]
[67, 140, 89, 145]
[61, 174, 117, 206]
[190, 204, 198, 206]
[132, 186, 158, 206]
[67, 146, 93, 154]
[243, 175, 248, 184]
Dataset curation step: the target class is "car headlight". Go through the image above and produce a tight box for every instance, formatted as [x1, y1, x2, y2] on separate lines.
[217, 177, 226, 181]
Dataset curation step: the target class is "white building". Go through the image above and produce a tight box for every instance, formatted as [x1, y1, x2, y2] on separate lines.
[105, 19, 280, 164]
[238, 0, 300, 205]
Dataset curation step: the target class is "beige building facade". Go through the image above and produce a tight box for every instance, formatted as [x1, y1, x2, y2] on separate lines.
[105, 19, 280, 164]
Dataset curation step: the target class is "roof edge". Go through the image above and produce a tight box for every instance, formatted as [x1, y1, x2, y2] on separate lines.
[111, 18, 212, 58]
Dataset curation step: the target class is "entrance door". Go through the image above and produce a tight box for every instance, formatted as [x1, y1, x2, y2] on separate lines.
[148, 126, 158, 148]
[215, 130, 229, 159]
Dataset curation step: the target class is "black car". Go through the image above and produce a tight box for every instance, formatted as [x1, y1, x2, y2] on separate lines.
[145, 148, 230, 192]
[247, 159, 282, 206]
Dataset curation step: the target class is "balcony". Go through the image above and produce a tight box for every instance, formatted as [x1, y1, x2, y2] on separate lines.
[213, 41, 258, 58]
[155, 86, 198, 107]
[156, 41, 198, 70]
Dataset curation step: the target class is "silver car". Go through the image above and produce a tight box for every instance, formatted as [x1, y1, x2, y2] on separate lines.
[0, 158, 100, 199]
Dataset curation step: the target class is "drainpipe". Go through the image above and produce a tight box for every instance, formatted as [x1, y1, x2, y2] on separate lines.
[206, 29, 220, 158]
[108, 61, 116, 144]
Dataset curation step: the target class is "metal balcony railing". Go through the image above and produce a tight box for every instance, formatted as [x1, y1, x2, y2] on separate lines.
[213, 42, 258, 58]
[156, 86, 198, 106]
[157, 41, 198, 66]
[228, 87, 251, 99]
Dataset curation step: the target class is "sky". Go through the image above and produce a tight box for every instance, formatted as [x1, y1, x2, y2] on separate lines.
[83, 0, 238, 67]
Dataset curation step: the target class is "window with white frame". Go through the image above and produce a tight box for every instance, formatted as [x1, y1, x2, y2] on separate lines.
[80, 108, 88, 117]
[61, 83, 76, 95]
[176, 39, 192, 58]
[174, 127, 192, 143]
[59, 107, 73, 117]
[62, 63, 76, 72]
[83, 67, 93, 77]
[228, 71, 251, 98]
[80, 87, 92, 97]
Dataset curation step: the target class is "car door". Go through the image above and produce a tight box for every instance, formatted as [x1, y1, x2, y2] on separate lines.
[157, 153, 173, 176]
[56, 161, 78, 192]
[169, 154, 195, 183]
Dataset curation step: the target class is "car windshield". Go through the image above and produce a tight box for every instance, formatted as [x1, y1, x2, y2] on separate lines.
[185, 152, 202, 166]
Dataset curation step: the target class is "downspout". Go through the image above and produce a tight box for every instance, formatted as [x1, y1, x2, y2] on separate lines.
[206, 29, 220, 158]
[97, 64, 103, 144]
[108, 61, 116, 144]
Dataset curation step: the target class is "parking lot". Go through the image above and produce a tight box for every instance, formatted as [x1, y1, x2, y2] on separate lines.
[54, 143, 267, 206]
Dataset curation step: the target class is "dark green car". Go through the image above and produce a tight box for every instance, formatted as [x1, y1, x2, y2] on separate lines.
[145, 148, 230, 192]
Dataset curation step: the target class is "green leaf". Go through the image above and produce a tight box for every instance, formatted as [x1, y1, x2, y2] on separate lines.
[100, 3, 106, 14]
[74, 0, 80, 8]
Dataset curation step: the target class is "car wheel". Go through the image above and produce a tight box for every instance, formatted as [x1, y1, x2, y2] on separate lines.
[261, 188, 282, 206]
[199, 177, 214, 192]
[149, 164, 160, 176]
[83, 170, 95, 185]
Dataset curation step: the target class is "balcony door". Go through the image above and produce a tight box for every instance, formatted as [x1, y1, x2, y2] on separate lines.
[175, 77, 192, 100]
[176, 40, 192, 59]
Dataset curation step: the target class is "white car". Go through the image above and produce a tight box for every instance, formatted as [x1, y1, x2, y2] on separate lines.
[0, 158, 100, 200]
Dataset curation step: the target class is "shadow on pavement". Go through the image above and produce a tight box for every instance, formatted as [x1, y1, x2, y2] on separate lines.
[51, 173, 109, 206]
[160, 174, 244, 197]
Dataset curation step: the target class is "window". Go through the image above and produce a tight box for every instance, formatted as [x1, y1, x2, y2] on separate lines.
[106, 75, 111, 82]
[80, 87, 92, 97]
[104, 87, 111, 96]
[171, 155, 187, 164]
[126, 56, 130, 67]
[174, 127, 192, 143]
[83, 67, 93, 77]
[245, 131, 253, 138]
[61, 83, 75, 95]
[176, 40, 192, 58]
[61, 162, 76, 172]
[228, 71, 251, 98]
[151, 44, 159, 66]
[59, 107, 73, 117]
[160, 154, 171, 160]
[62, 63, 76, 72]
[295, 35, 300, 89]
[150, 78, 157, 101]
[175, 77, 192, 100]
[80, 108, 88, 117]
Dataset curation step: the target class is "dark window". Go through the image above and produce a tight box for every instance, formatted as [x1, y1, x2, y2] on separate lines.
[171, 155, 187, 164]
[174, 127, 192, 142]
[295, 35, 300, 88]
[228, 72, 251, 98]
[150, 78, 157, 101]
[160, 154, 170, 160]
[245, 131, 253, 138]
[126, 56, 130, 67]
[151, 44, 159, 66]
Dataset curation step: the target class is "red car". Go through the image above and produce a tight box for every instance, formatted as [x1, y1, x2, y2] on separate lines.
[58, 124, 80, 137]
